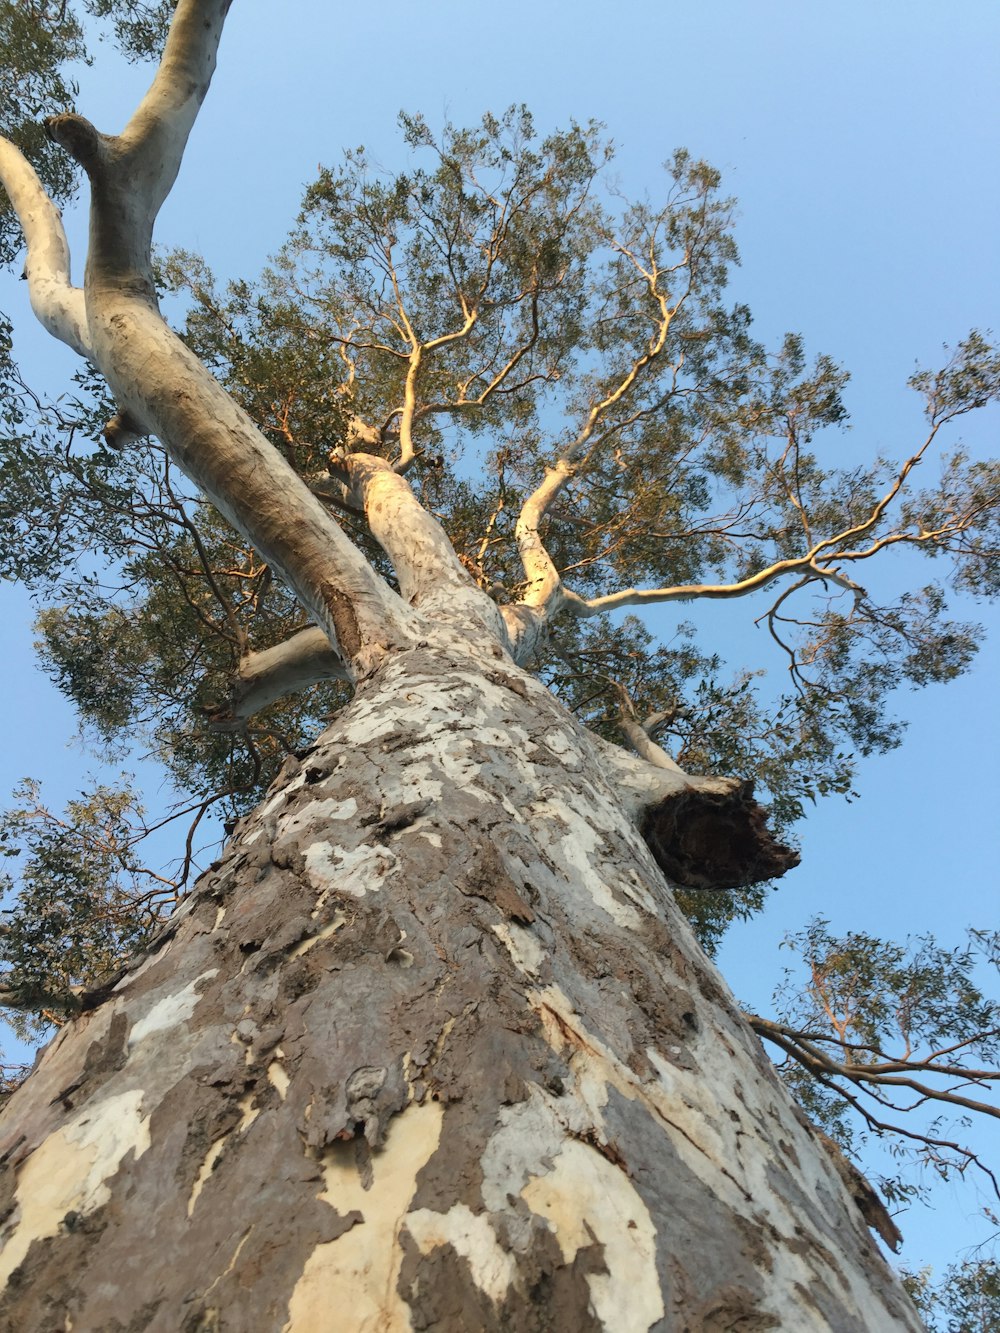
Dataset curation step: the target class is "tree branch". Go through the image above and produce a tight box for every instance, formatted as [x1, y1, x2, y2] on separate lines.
[749, 1014, 1000, 1125]
[117, 0, 233, 220]
[513, 248, 681, 612]
[0, 139, 91, 358]
[561, 555, 834, 616]
[609, 678, 687, 775]
[203, 626, 348, 731]
[343, 451, 508, 643]
[31, 0, 419, 679]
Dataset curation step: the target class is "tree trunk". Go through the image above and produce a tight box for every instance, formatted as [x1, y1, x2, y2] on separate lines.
[0, 644, 920, 1332]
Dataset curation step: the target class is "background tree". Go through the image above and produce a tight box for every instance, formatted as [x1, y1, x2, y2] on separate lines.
[0, 1, 996, 1327]
[902, 1258, 1000, 1333]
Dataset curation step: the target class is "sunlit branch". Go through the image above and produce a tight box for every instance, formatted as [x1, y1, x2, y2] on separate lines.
[808, 425, 944, 560]
[344, 452, 507, 641]
[34, 0, 418, 676]
[396, 311, 478, 470]
[0, 138, 91, 357]
[203, 626, 348, 731]
[749, 1014, 1000, 1124]
[562, 557, 826, 616]
[514, 252, 685, 609]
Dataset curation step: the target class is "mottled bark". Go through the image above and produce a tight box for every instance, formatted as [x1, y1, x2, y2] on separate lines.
[0, 646, 920, 1332]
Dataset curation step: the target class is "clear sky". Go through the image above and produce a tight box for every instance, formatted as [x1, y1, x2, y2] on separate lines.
[1, 0, 998, 1281]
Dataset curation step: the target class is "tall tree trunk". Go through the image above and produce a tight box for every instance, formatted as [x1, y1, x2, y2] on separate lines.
[0, 645, 920, 1331]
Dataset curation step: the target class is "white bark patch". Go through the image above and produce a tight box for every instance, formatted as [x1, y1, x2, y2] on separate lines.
[645, 1048, 728, 1164]
[521, 1139, 663, 1330]
[405, 1202, 517, 1306]
[237, 1092, 260, 1135]
[127, 970, 218, 1048]
[267, 1058, 290, 1100]
[278, 796, 359, 841]
[533, 801, 641, 929]
[479, 1091, 566, 1227]
[539, 727, 582, 765]
[491, 922, 545, 977]
[478, 1087, 662, 1325]
[284, 1101, 444, 1333]
[260, 789, 292, 819]
[340, 670, 531, 822]
[0, 1090, 150, 1286]
[295, 912, 348, 946]
[303, 842, 398, 898]
[187, 1134, 229, 1216]
[529, 989, 889, 1327]
[617, 871, 659, 915]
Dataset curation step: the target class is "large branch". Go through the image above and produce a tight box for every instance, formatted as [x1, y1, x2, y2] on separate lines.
[515, 460, 572, 609]
[118, 0, 233, 218]
[43, 0, 233, 286]
[551, 427, 981, 623]
[9, 1, 419, 679]
[561, 554, 849, 617]
[343, 451, 509, 644]
[617, 718, 686, 776]
[0, 140, 91, 358]
[204, 626, 348, 731]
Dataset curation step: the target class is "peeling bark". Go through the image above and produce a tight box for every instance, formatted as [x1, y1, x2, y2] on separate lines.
[0, 647, 920, 1331]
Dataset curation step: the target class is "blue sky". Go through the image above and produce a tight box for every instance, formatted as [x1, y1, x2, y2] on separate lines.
[1, 0, 998, 1280]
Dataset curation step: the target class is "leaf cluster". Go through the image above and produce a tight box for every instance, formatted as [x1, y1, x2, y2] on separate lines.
[0, 778, 167, 1032]
[0, 0, 173, 264]
[761, 920, 1000, 1207]
[901, 1259, 1000, 1333]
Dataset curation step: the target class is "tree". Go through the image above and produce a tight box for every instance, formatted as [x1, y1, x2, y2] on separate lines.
[902, 1259, 1000, 1332]
[0, 1, 996, 1326]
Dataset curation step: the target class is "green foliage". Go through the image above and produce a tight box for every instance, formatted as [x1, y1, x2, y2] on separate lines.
[0, 779, 168, 1030]
[0, 0, 84, 263]
[0, 108, 996, 983]
[901, 1259, 1000, 1332]
[80, 0, 174, 62]
[0, 0, 172, 266]
[776, 919, 1000, 1059]
[765, 920, 1000, 1206]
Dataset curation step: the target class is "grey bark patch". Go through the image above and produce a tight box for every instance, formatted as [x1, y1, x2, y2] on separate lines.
[460, 841, 536, 923]
[485, 668, 531, 700]
[397, 1222, 606, 1333]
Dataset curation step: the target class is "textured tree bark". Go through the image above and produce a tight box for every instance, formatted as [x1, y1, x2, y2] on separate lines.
[0, 643, 921, 1332]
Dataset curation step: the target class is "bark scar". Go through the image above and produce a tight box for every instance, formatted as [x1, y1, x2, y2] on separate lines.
[323, 585, 362, 662]
[642, 782, 798, 889]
